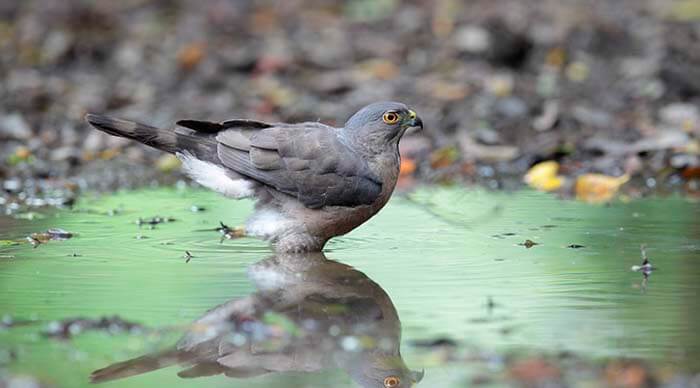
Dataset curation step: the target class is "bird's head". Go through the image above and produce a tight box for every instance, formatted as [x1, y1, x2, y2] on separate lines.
[344, 101, 423, 153]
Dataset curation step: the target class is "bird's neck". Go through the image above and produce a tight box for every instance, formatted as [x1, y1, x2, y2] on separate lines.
[342, 130, 398, 157]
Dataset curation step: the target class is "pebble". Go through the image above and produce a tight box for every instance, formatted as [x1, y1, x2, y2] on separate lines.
[0, 114, 32, 140]
[495, 97, 528, 119]
[454, 25, 491, 53]
[659, 103, 699, 130]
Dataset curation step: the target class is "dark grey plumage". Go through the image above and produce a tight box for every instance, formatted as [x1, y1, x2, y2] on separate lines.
[86, 101, 422, 251]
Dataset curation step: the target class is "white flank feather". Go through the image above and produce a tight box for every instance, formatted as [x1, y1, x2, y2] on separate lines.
[177, 152, 254, 198]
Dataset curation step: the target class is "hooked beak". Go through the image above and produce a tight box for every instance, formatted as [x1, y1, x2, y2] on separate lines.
[407, 110, 423, 130]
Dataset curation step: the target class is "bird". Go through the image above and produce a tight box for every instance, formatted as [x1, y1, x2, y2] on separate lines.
[90, 252, 424, 387]
[85, 102, 422, 252]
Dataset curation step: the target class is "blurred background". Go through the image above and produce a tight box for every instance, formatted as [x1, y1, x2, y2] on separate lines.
[2, 2, 700, 388]
[1, 0, 699, 196]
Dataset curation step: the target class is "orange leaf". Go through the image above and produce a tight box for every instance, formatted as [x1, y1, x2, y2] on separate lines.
[177, 43, 206, 70]
[399, 158, 417, 177]
[575, 173, 629, 203]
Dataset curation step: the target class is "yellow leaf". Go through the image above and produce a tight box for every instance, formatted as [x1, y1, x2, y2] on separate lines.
[575, 173, 629, 203]
[524, 161, 564, 192]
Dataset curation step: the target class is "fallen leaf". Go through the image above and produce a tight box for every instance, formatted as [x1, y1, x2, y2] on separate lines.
[524, 161, 564, 191]
[15, 146, 31, 160]
[545, 47, 566, 69]
[399, 157, 417, 177]
[575, 173, 629, 203]
[429, 146, 459, 169]
[429, 81, 470, 101]
[177, 42, 206, 70]
[682, 166, 700, 180]
[99, 148, 120, 160]
[357, 59, 399, 80]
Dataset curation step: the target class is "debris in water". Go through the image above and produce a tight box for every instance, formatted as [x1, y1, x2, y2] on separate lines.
[44, 316, 144, 339]
[567, 244, 585, 249]
[184, 250, 193, 263]
[0, 240, 20, 246]
[519, 239, 539, 248]
[1, 314, 38, 329]
[410, 337, 458, 348]
[631, 244, 654, 273]
[136, 216, 175, 229]
[26, 228, 74, 247]
[216, 221, 245, 243]
[190, 205, 206, 212]
[45, 228, 73, 239]
[486, 296, 500, 313]
[26, 236, 41, 248]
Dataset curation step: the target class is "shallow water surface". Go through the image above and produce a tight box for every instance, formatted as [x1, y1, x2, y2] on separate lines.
[1, 188, 699, 387]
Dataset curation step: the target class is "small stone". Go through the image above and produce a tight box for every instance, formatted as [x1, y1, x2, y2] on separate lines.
[473, 127, 502, 145]
[572, 105, 612, 128]
[533, 100, 559, 131]
[659, 103, 698, 132]
[0, 114, 32, 140]
[3, 179, 21, 192]
[50, 146, 81, 162]
[454, 25, 490, 53]
[670, 154, 699, 168]
[495, 97, 528, 119]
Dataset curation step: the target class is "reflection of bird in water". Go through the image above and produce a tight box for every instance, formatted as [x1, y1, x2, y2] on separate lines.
[91, 253, 423, 387]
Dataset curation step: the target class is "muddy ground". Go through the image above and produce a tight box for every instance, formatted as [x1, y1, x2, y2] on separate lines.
[1, 0, 699, 213]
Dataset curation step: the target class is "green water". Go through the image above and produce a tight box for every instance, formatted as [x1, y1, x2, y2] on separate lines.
[1, 187, 699, 387]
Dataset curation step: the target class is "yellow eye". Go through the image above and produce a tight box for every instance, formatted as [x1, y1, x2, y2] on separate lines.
[382, 112, 400, 124]
[384, 376, 400, 387]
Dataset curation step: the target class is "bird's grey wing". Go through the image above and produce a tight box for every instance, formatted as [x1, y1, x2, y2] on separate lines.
[215, 125, 382, 209]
